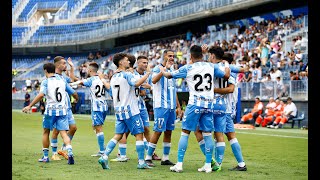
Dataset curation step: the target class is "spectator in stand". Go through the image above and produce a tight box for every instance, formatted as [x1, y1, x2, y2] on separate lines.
[34, 79, 40, 91]
[298, 61, 307, 73]
[261, 74, 273, 97]
[290, 71, 300, 80]
[12, 81, 17, 93]
[80, 63, 87, 79]
[276, 76, 286, 98]
[251, 62, 262, 97]
[269, 97, 297, 129]
[294, 49, 303, 64]
[299, 71, 308, 81]
[25, 78, 32, 92]
[270, 53, 281, 68]
[258, 38, 270, 67]
[24, 91, 31, 108]
[239, 97, 264, 124]
[287, 50, 296, 66]
[274, 67, 283, 81]
[269, 68, 277, 81]
[186, 30, 192, 42]
[242, 70, 252, 83]
[87, 52, 95, 61]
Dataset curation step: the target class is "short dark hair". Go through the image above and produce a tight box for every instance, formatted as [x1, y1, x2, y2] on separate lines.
[208, 46, 224, 59]
[53, 56, 64, 64]
[190, 45, 203, 59]
[43, 63, 55, 73]
[287, 97, 292, 101]
[88, 62, 99, 72]
[126, 54, 136, 68]
[113, 53, 127, 67]
[223, 53, 234, 64]
[137, 55, 148, 61]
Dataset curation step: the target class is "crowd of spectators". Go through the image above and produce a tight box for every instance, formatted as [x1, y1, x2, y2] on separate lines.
[73, 13, 308, 98]
[13, 13, 308, 100]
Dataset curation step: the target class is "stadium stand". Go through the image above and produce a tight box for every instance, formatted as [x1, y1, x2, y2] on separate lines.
[12, 0, 308, 125]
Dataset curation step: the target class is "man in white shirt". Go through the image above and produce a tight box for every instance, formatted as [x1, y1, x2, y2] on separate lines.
[25, 78, 32, 91]
[270, 97, 297, 129]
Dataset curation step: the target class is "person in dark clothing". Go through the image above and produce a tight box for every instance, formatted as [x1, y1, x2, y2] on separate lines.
[24, 91, 30, 107]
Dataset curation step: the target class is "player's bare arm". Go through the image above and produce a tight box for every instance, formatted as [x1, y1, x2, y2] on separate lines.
[214, 83, 235, 94]
[159, 65, 172, 79]
[141, 83, 151, 89]
[71, 92, 79, 103]
[98, 71, 111, 89]
[176, 94, 181, 117]
[135, 72, 151, 87]
[67, 57, 79, 82]
[223, 61, 231, 80]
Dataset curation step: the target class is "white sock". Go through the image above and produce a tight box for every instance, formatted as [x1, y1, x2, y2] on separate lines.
[238, 162, 245, 167]
[204, 163, 211, 168]
[162, 154, 169, 161]
[145, 155, 152, 160]
[102, 155, 108, 160]
[138, 159, 145, 165]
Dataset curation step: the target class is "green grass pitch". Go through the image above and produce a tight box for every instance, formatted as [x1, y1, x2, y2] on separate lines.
[12, 110, 308, 180]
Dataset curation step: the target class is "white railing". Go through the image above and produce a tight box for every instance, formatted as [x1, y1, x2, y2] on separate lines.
[13, 0, 270, 46]
[26, 3, 38, 22]
[54, 1, 69, 21]
[76, 0, 132, 19]
[238, 80, 308, 101]
[12, 0, 30, 23]
[37, 1, 66, 9]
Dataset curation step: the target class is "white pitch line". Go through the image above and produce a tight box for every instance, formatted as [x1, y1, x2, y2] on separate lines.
[235, 131, 308, 139]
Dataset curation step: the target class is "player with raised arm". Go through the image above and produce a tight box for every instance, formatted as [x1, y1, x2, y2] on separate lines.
[193, 45, 243, 172]
[109, 54, 137, 162]
[111, 54, 157, 162]
[98, 53, 152, 170]
[145, 49, 181, 167]
[160, 45, 230, 173]
[49, 56, 78, 161]
[69, 62, 110, 157]
[22, 63, 78, 165]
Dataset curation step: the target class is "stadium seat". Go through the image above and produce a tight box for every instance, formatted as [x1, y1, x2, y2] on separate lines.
[286, 111, 305, 128]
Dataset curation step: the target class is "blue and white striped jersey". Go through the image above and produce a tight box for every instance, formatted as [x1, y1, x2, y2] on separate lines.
[55, 73, 72, 110]
[134, 69, 147, 110]
[82, 75, 109, 112]
[40, 75, 75, 116]
[214, 63, 241, 97]
[171, 62, 226, 108]
[152, 65, 177, 109]
[225, 72, 237, 114]
[110, 71, 140, 120]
